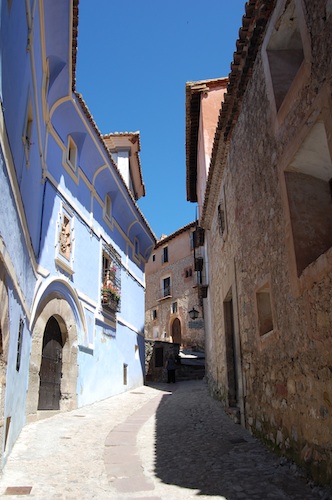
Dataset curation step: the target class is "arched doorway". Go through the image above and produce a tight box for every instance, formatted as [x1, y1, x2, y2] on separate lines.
[27, 295, 79, 417]
[38, 316, 63, 410]
[172, 318, 181, 345]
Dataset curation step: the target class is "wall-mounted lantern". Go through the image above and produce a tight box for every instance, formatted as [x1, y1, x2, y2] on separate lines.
[188, 306, 199, 320]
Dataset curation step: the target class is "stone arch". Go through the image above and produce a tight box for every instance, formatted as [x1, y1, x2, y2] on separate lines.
[26, 297, 79, 417]
[0, 264, 9, 460]
[171, 317, 182, 346]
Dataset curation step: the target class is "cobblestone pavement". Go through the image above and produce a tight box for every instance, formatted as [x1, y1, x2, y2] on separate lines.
[0, 380, 331, 499]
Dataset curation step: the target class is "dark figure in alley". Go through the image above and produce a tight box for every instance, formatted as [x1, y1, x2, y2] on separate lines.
[166, 354, 176, 383]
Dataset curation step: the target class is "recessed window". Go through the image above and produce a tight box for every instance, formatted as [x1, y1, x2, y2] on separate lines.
[134, 238, 140, 258]
[23, 100, 33, 163]
[67, 136, 77, 171]
[185, 267, 192, 278]
[162, 246, 169, 263]
[171, 302, 177, 314]
[163, 277, 171, 297]
[152, 254, 156, 262]
[16, 318, 24, 372]
[218, 203, 226, 237]
[153, 327, 159, 339]
[284, 119, 332, 276]
[105, 194, 112, 220]
[102, 244, 121, 313]
[256, 284, 274, 336]
[152, 309, 157, 320]
[123, 363, 128, 385]
[266, 0, 304, 111]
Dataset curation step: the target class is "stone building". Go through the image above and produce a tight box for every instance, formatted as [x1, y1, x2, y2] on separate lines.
[186, 0, 332, 487]
[0, 0, 155, 468]
[145, 223, 205, 351]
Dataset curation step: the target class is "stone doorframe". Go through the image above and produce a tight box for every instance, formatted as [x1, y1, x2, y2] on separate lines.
[171, 317, 182, 345]
[26, 298, 78, 418]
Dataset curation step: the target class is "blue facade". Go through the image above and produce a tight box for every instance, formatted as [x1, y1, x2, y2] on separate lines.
[0, 0, 155, 467]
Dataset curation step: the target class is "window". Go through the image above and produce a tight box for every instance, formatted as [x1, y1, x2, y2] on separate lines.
[123, 364, 128, 385]
[23, 100, 33, 164]
[171, 302, 177, 314]
[265, 0, 305, 111]
[162, 246, 169, 263]
[153, 327, 159, 339]
[256, 284, 274, 336]
[59, 213, 72, 261]
[152, 254, 156, 262]
[134, 238, 140, 259]
[218, 203, 226, 237]
[102, 244, 121, 312]
[16, 318, 24, 372]
[105, 194, 112, 220]
[67, 136, 77, 171]
[152, 309, 157, 320]
[163, 277, 171, 297]
[185, 267, 192, 278]
[284, 119, 332, 276]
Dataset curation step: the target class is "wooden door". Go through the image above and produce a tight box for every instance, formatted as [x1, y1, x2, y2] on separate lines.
[38, 317, 63, 410]
[172, 318, 181, 345]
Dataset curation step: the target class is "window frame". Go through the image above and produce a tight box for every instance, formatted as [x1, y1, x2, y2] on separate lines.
[66, 135, 78, 171]
[162, 276, 171, 298]
[101, 243, 121, 313]
[162, 246, 169, 264]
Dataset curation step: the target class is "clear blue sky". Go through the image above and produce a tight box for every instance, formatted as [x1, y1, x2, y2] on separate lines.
[76, 0, 246, 240]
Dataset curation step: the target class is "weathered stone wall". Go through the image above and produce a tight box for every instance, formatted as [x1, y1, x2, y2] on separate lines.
[145, 340, 179, 382]
[205, 0, 332, 485]
[145, 226, 205, 351]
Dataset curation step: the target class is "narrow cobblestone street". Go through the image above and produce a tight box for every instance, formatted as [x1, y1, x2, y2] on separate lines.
[0, 380, 331, 500]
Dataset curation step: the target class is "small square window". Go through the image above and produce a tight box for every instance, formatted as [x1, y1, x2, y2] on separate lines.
[185, 268, 192, 278]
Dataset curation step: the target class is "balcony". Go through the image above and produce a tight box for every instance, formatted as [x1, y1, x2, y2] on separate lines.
[193, 227, 205, 248]
[194, 257, 204, 271]
[198, 284, 208, 299]
[101, 288, 121, 312]
[157, 286, 172, 301]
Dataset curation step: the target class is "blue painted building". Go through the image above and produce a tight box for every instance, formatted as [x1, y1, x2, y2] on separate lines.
[0, 0, 155, 468]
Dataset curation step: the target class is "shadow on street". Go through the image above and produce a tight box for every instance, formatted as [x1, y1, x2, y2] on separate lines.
[152, 380, 326, 499]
